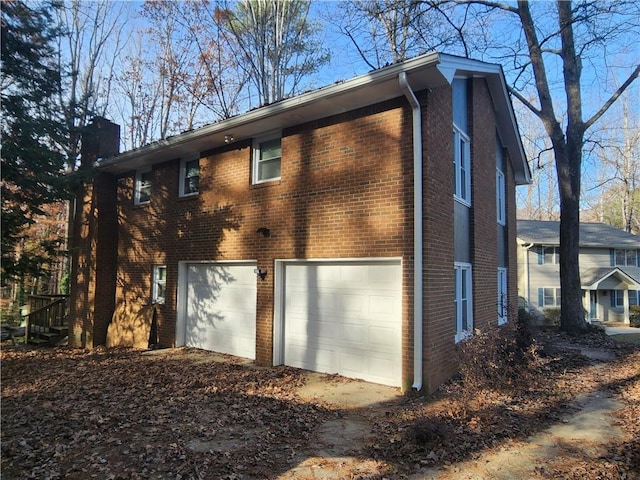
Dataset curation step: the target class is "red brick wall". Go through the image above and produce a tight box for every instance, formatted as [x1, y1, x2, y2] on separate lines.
[470, 78, 499, 333]
[114, 98, 418, 384]
[423, 85, 456, 392]
[73, 81, 520, 393]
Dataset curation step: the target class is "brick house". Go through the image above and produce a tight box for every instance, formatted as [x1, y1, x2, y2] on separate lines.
[69, 53, 530, 392]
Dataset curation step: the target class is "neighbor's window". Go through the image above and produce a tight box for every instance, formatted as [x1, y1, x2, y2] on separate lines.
[253, 136, 281, 184]
[614, 249, 638, 267]
[539, 246, 560, 265]
[630, 290, 639, 306]
[152, 265, 166, 304]
[539, 287, 561, 307]
[134, 168, 152, 205]
[455, 262, 473, 342]
[453, 126, 471, 205]
[180, 158, 199, 197]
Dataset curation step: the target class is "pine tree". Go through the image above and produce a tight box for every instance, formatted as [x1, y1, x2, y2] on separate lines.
[1, 1, 67, 283]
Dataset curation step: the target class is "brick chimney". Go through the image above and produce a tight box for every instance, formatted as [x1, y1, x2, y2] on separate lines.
[68, 118, 120, 348]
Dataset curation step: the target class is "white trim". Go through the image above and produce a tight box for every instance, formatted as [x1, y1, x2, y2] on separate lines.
[399, 72, 424, 392]
[252, 134, 282, 184]
[453, 124, 471, 206]
[152, 264, 166, 304]
[454, 262, 473, 343]
[134, 167, 152, 205]
[179, 157, 200, 197]
[496, 168, 506, 226]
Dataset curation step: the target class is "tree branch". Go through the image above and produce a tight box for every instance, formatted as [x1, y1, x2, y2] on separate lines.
[584, 64, 640, 131]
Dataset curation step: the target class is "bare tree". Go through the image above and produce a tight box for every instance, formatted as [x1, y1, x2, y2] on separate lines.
[53, 0, 127, 170]
[221, 0, 330, 106]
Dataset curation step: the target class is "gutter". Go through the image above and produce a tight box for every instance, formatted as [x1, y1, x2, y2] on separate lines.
[399, 72, 423, 392]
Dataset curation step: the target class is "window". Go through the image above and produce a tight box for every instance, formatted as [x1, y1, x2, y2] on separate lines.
[453, 126, 471, 205]
[496, 168, 506, 225]
[134, 168, 152, 205]
[538, 246, 560, 264]
[455, 263, 473, 342]
[611, 290, 640, 308]
[498, 267, 508, 325]
[253, 137, 281, 184]
[614, 249, 638, 267]
[539, 287, 561, 307]
[179, 158, 199, 196]
[152, 265, 167, 304]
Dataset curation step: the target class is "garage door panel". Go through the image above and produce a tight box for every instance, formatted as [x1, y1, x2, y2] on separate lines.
[283, 261, 402, 387]
[185, 263, 256, 360]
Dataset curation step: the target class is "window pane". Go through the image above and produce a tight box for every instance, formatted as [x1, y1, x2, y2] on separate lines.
[258, 157, 281, 181]
[260, 139, 281, 160]
[615, 249, 626, 266]
[627, 250, 637, 266]
[186, 160, 199, 177]
[555, 288, 561, 306]
[629, 291, 638, 306]
[461, 299, 468, 330]
[544, 288, 554, 306]
[184, 176, 199, 194]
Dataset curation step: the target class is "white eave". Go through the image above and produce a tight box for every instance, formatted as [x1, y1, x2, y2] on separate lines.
[98, 52, 530, 184]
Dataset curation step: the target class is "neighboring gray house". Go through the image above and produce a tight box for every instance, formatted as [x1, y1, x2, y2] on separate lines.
[517, 220, 640, 324]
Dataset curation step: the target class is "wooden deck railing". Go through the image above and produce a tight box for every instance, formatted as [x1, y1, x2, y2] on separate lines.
[24, 295, 69, 343]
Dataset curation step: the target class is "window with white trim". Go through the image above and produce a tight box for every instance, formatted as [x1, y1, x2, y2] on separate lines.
[453, 125, 471, 205]
[134, 168, 152, 205]
[253, 136, 281, 184]
[496, 168, 506, 225]
[179, 158, 199, 197]
[538, 246, 560, 264]
[152, 265, 166, 304]
[614, 249, 638, 267]
[498, 267, 508, 325]
[455, 262, 473, 342]
[539, 287, 561, 307]
[630, 290, 639, 307]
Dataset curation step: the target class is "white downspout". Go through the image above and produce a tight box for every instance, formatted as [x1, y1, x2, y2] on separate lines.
[399, 72, 423, 392]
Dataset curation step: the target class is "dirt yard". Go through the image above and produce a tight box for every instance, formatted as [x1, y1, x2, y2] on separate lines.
[1, 329, 639, 479]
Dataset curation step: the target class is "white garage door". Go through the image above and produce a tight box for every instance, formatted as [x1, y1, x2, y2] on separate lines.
[283, 260, 402, 386]
[184, 263, 256, 359]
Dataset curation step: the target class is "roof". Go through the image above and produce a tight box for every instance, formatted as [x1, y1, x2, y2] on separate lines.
[97, 52, 530, 184]
[517, 220, 640, 249]
[581, 267, 640, 289]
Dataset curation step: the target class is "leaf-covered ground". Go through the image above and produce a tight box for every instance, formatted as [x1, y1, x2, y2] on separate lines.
[1, 329, 639, 479]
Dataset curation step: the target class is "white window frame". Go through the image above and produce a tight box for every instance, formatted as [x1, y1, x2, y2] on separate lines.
[179, 157, 199, 197]
[152, 265, 167, 304]
[252, 135, 282, 184]
[496, 168, 506, 225]
[455, 262, 473, 342]
[541, 246, 560, 265]
[498, 267, 508, 325]
[541, 287, 561, 307]
[453, 125, 471, 206]
[615, 249, 638, 267]
[134, 168, 152, 205]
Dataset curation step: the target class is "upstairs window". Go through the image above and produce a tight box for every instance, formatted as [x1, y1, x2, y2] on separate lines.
[253, 136, 281, 184]
[614, 249, 638, 267]
[134, 168, 152, 205]
[180, 158, 199, 197]
[453, 126, 471, 205]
